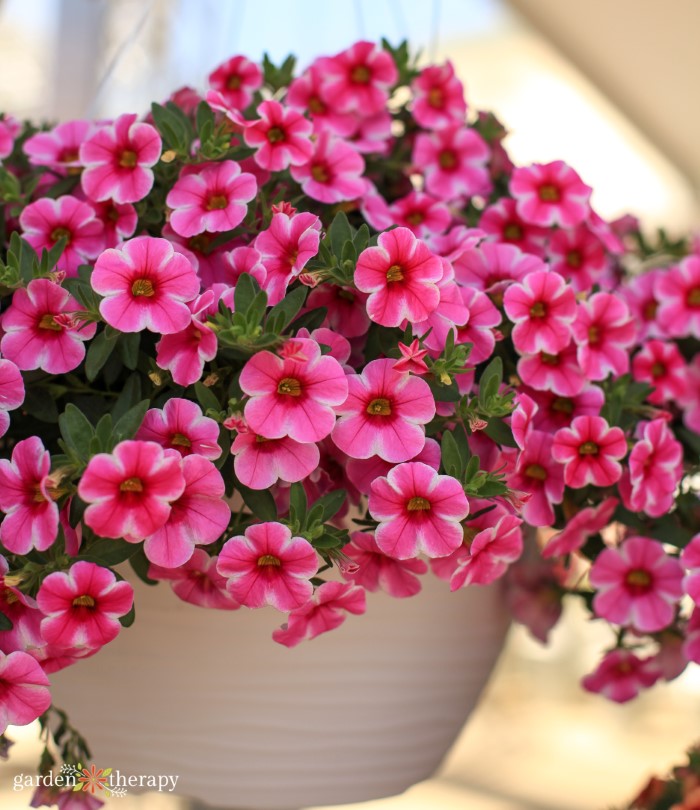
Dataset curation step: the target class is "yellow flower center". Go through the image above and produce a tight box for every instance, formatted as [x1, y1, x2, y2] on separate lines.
[171, 433, 192, 448]
[538, 184, 560, 202]
[503, 223, 522, 240]
[625, 569, 652, 591]
[530, 301, 547, 318]
[540, 352, 559, 366]
[366, 398, 391, 416]
[132, 278, 155, 297]
[311, 164, 329, 183]
[257, 554, 282, 567]
[38, 314, 63, 331]
[308, 96, 325, 114]
[50, 226, 72, 244]
[438, 149, 457, 170]
[206, 194, 228, 210]
[277, 377, 302, 396]
[566, 250, 582, 268]
[267, 127, 285, 143]
[688, 287, 700, 307]
[407, 496, 431, 511]
[525, 463, 548, 481]
[120, 477, 144, 492]
[351, 65, 371, 83]
[227, 74, 242, 90]
[588, 325, 600, 344]
[119, 149, 138, 169]
[386, 265, 404, 283]
[428, 87, 444, 108]
[552, 396, 574, 414]
[72, 594, 96, 608]
[579, 441, 599, 456]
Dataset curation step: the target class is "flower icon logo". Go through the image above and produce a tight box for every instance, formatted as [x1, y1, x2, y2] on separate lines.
[76, 763, 111, 794]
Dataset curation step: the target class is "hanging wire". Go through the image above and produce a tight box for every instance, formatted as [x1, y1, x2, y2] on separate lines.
[428, 0, 442, 60]
[353, 0, 366, 39]
[388, 0, 409, 43]
[86, 0, 157, 117]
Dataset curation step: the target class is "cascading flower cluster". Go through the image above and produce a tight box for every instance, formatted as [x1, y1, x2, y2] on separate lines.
[0, 39, 698, 802]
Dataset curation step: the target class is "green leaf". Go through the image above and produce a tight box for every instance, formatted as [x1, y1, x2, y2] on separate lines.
[440, 430, 464, 478]
[233, 272, 262, 314]
[150, 102, 193, 151]
[289, 482, 307, 525]
[267, 285, 307, 333]
[328, 211, 354, 259]
[94, 413, 114, 451]
[129, 548, 158, 585]
[195, 382, 221, 414]
[23, 388, 59, 422]
[196, 101, 215, 136]
[113, 400, 149, 442]
[81, 538, 138, 566]
[111, 372, 142, 422]
[483, 417, 518, 448]
[59, 404, 95, 459]
[85, 329, 117, 382]
[118, 603, 135, 628]
[313, 489, 347, 523]
[478, 357, 503, 404]
[118, 332, 140, 370]
[237, 482, 278, 521]
[426, 376, 461, 402]
[288, 306, 327, 333]
[311, 532, 345, 550]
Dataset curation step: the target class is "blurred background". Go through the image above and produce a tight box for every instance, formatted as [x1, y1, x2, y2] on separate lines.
[1, 0, 700, 808]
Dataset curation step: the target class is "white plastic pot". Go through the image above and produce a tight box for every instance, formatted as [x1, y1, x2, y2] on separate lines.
[50, 571, 509, 809]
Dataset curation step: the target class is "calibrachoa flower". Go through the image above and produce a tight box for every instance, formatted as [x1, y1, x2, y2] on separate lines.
[655, 254, 700, 338]
[36, 561, 134, 650]
[0, 650, 52, 734]
[19, 195, 104, 276]
[217, 522, 318, 611]
[80, 113, 162, 204]
[91, 235, 200, 333]
[272, 581, 366, 647]
[503, 269, 577, 355]
[547, 223, 609, 293]
[0, 358, 24, 438]
[449, 514, 523, 589]
[0, 114, 20, 160]
[207, 54, 263, 109]
[78, 440, 186, 541]
[240, 337, 348, 443]
[571, 292, 636, 380]
[149, 549, 240, 610]
[631, 339, 688, 404]
[590, 536, 684, 633]
[0, 436, 59, 554]
[1, 279, 96, 374]
[551, 415, 627, 489]
[332, 358, 435, 462]
[411, 61, 466, 129]
[517, 341, 587, 397]
[582, 649, 659, 704]
[166, 160, 257, 238]
[505, 432, 564, 526]
[342, 531, 427, 597]
[23, 119, 94, 175]
[354, 226, 443, 327]
[388, 191, 451, 238]
[452, 240, 545, 293]
[232, 430, 320, 490]
[290, 132, 367, 203]
[243, 100, 314, 171]
[306, 284, 370, 337]
[542, 496, 618, 559]
[91, 199, 138, 247]
[136, 397, 222, 459]
[479, 198, 547, 256]
[369, 461, 469, 559]
[509, 160, 592, 228]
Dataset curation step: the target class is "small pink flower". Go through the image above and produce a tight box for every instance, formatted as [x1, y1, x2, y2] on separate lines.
[23, 119, 95, 174]
[408, 270, 470, 354]
[272, 581, 366, 647]
[143, 455, 230, 568]
[547, 224, 610, 292]
[388, 191, 451, 238]
[217, 522, 318, 611]
[0, 650, 51, 734]
[254, 211, 321, 305]
[453, 241, 545, 293]
[36, 561, 134, 651]
[342, 531, 427, 597]
[504, 270, 577, 355]
[355, 227, 442, 327]
[571, 292, 636, 380]
[0, 359, 24, 438]
[286, 64, 357, 136]
[1, 279, 96, 374]
[655, 255, 700, 338]
[149, 549, 240, 610]
[218, 245, 267, 290]
[232, 431, 320, 490]
[394, 339, 429, 375]
[240, 337, 348, 443]
[632, 339, 688, 405]
[590, 536, 684, 633]
[136, 397, 221, 459]
[542, 496, 618, 558]
[207, 54, 263, 110]
[509, 160, 592, 228]
[455, 286, 501, 364]
[243, 100, 314, 171]
[80, 113, 162, 204]
[91, 199, 138, 248]
[411, 61, 466, 129]
[19, 195, 104, 276]
[290, 132, 367, 203]
[0, 437, 59, 554]
[345, 437, 441, 496]
[166, 160, 257, 238]
[369, 461, 469, 560]
[479, 198, 547, 256]
[521, 384, 605, 434]
[92, 235, 200, 333]
[306, 284, 370, 338]
[505, 432, 564, 526]
[504, 556, 564, 643]
[78, 440, 185, 541]
[552, 415, 627, 489]
[317, 41, 398, 115]
[621, 269, 664, 341]
[332, 358, 435, 463]
[413, 125, 491, 201]
[0, 115, 20, 160]
[582, 649, 659, 703]
[517, 342, 586, 397]
[450, 514, 523, 588]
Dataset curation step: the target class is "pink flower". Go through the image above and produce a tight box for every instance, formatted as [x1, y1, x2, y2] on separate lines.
[571, 292, 636, 380]
[254, 211, 321, 305]
[394, 339, 429, 375]
[547, 224, 610, 292]
[240, 338, 348, 443]
[682, 534, 700, 604]
[232, 431, 319, 490]
[272, 581, 366, 647]
[582, 649, 659, 703]
[345, 437, 441, 496]
[504, 270, 577, 355]
[217, 522, 318, 611]
[80, 113, 162, 204]
[407, 269, 470, 355]
[590, 536, 684, 633]
[369, 461, 469, 559]
[413, 125, 491, 201]
[143, 455, 230, 568]
[504, 555, 565, 643]
[332, 358, 435, 462]
[166, 160, 257, 238]
[91, 199, 138, 248]
[622, 419, 683, 517]
[0, 437, 59, 554]
[207, 54, 263, 110]
[411, 61, 466, 129]
[316, 41, 398, 115]
[388, 191, 451, 238]
[23, 119, 94, 175]
[342, 531, 427, 597]
[552, 415, 627, 489]
[519, 385, 604, 434]
[479, 198, 547, 256]
[243, 100, 313, 171]
[542, 496, 618, 558]
[78, 440, 185, 541]
[655, 255, 700, 338]
[354, 227, 442, 327]
[91, 236, 199, 333]
[632, 339, 687, 405]
[682, 353, 700, 434]
[149, 549, 240, 610]
[0, 359, 24, 438]
[36, 561, 134, 651]
[290, 132, 367, 203]
[19, 196, 104, 276]
[0, 651, 51, 734]
[1, 279, 96, 374]
[452, 241, 545, 293]
[505, 431, 564, 526]
[517, 342, 586, 397]
[455, 286, 501, 364]
[0, 115, 20, 160]
[621, 269, 664, 341]
[136, 397, 222, 459]
[450, 514, 523, 588]
[286, 65, 356, 136]
[218, 245, 267, 290]
[509, 160, 592, 228]
[306, 284, 370, 338]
